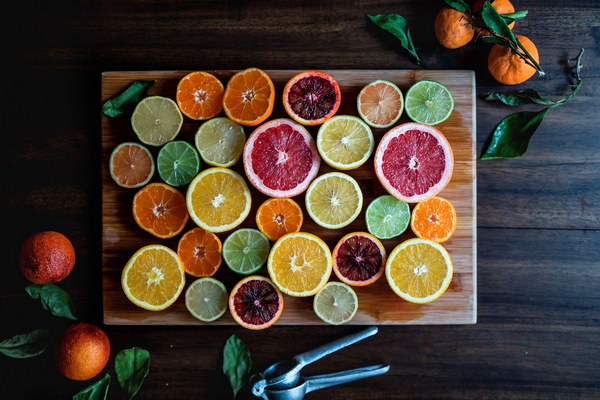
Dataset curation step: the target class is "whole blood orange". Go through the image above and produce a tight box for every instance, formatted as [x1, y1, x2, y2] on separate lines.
[374, 122, 454, 203]
[434, 6, 474, 49]
[332, 232, 386, 287]
[488, 34, 539, 85]
[54, 322, 110, 381]
[229, 276, 283, 330]
[19, 231, 75, 284]
[283, 70, 341, 126]
[243, 118, 320, 198]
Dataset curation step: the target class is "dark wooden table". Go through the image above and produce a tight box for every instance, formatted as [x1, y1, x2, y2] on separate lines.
[1, 1, 599, 399]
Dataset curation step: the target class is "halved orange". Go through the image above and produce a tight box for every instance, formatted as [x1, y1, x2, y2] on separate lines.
[222, 68, 275, 126]
[410, 196, 457, 243]
[132, 183, 189, 239]
[255, 198, 304, 241]
[176, 71, 224, 120]
[229, 275, 283, 330]
[177, 228, 222, 277]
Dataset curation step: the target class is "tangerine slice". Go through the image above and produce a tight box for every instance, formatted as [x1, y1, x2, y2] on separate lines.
[222, 68, 275, 126]
[177, 228, 222, 277]
[255, 198, 304, 241]
[229, 275, 283, 330]
[410, 196, 457, 243]
[176, 71, 224, 120]
[132, 183, 189, 239]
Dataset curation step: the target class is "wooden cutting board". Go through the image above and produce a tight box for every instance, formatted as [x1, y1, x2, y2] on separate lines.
[101, 69, 476, 325]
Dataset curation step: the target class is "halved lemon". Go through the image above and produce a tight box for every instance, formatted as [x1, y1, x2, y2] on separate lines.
[195, 117, 246, 167]
[316, 115, 374, 170]
[305, 172, 363, 229]
[131, 96, 183, 146]
[313, 282, 358, 325]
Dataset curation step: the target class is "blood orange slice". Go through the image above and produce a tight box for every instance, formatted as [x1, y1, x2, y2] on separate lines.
[332, 232, 386, 287]
[374, 122, 454, 203]
[283, 70, 341, 126]
[243, 118, 320, 198]
[229, 275, 284, 330]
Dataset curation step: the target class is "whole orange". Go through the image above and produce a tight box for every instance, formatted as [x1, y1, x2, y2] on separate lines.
[472, 0, 516, 34]
[488, 34, 539, 85]
[18, 231, 76, 284]
[55, 322, 110, 381]
[434, 6, 474, 49]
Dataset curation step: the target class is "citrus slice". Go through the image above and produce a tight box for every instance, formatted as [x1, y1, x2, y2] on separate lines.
[313, 282, 358, 325]
[176, 71, 224, 120]
[222, 67, 275, 126]
[255, 198, 303, 241]
[157, 140, 200, 186]
[305, 172, 363, 229]
[316, 115, 374, 170]
[374, 122, 454, 203]
[109, 142, 155, 188]
[283, 70, 341, 126]
[121, 244, 186, 311]
[131, 96, 183, 146]
[411, 196, 457, 243]
[357, 80, 404, 128]
[223, 228, 270, 275]
[243, 118, 320, 198]
[267, 232, 332, 297]
[185, 277, 228, 322]
[229, 275, 283, 330]
[177, 228, 222, 277]
[132, 183, 189, 239]
[332, 232, 386, 286]
[404, 80, 454, 125]
[365, 195, 410, 239]
[385, 238, 453, 304]
[186, 167, 251, 233]
[195, 117, 246, 167]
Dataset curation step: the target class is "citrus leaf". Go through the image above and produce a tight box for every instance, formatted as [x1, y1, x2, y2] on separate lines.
[0, 329, 51, 358]
[102, 80, 154, 118]
[480, 1, 516, 41]
[444, 0, 471, 14]
[73, 373, 111, 400]
[223, 335, 251, 398]
[481, 108, 550, 159]
[115, 347, 151, 399]
[366, 14, 422, 66]
[480, 89, 555, 106]
[480, 36, 510, 46]
[25, 284, 77, 320]
[500, 10, 528, 25]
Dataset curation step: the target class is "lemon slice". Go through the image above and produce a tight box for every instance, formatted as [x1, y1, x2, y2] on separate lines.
[195, 117, 246, 167]
[185, 277, 228, 322]
[313, 282, 358, 325]
[316, 115, 374, 170]
[131, 96, 183, 146]
[305, 172, 363, 229]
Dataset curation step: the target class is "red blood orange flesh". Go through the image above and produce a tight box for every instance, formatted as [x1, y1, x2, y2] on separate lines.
[332, 232, 386, 286]
[243, 118, 320, 198]
[283, 71, 341, 126]
[374, 122, 454, 203]
[19, 231, 76, 284]
[229, 276, 283, 330]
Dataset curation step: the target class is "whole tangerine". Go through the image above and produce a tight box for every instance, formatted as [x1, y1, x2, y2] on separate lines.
[55, 322, 111, 381]
[472, 0, 516, 34]
[488, 34, 539, 85]
[434, 6, 474, 49]
[18, 231, 76, 284]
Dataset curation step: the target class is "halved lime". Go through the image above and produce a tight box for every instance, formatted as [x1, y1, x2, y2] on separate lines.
[185, 277, 228, 322]
[365, 195, 410, 239]
[195, 117, 246, 167]
[404, 80, 454, 125]
[131, 96, 183, 146]
[223, 228, 270, 275]
[313, 282, 358, 325]
[317, 115, 374, 170]
[157, 140, 200, 186]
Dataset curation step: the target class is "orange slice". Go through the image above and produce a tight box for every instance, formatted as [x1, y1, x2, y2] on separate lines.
[132, 183, 189, 239]
[222, 68, 275, 126]
[177, 228, 223, 277]
[176, 71, 224, 120]
[267, 232, 332, 297]
[411, 196, 457, 243]
[255, 198, 304, 241]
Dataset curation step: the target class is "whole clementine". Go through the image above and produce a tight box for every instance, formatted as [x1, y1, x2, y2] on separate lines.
[434, 6, 474, 49]
[472, 0, 516, 34]
[55, 322, 110, 381]
[488, 34, 539, 85]
[18, 231, 75, 284]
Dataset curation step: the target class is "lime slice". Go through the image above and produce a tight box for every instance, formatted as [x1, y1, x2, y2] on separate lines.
[313, 282, 358, 325]
[305, 172, 363, 229]
[157, 140, 200, 186]
[131, 96, 183, 146]
[195, 117, 246, 167]
[185, 277, 228, 322]
[357, 80, 404, 128]
[316, 115, 374, 170]
[365, 195, 410, 239]
[223, 228, 270, 275]
[404, 80, 454, 125]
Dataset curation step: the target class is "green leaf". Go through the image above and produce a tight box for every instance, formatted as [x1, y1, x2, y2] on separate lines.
[223, 335, 251, 398]
[115, 347, 151, 399]
[26, 284, 77, 320]
[366, 14, 422, 65]
[444, 0, 471, 14]
[102, 80, 154, 118]
[73, 373, 111, 400]
[480, 1, 516, 41]
[480, 89, 555, 106]
[480, 35, 510, 46]
[500, 10, 528, 25]
[481, 108, 550, 159]
[0, 329, 51, 358]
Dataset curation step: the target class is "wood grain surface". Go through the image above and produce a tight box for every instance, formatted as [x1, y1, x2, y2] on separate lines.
[101, 69, 476, 325]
